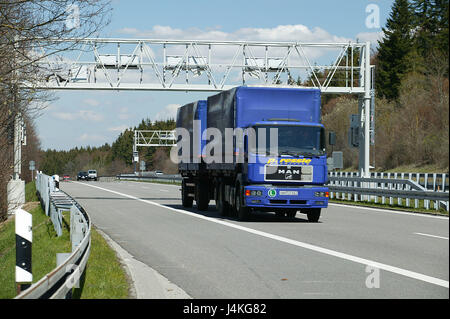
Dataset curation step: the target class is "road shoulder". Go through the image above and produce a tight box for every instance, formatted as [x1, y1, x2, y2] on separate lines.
[95, 227, 192, 299]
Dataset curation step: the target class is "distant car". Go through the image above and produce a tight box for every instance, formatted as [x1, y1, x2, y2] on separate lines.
[155, 170, 163, 175]
[63, 175, 70, 181]
[87, 170, 98, 181]
[77, 171, 88, 181]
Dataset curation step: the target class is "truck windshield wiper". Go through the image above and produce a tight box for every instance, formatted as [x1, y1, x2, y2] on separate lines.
[279, 150, 300, 156]
[300, 152, 322, 158]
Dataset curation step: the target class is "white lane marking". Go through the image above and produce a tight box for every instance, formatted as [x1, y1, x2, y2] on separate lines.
[72, 181, 449, 289]
[414, 233, 449, 240]
[329, 203, 449, 220]
[159, 189, 169, 192]
[142, 186, 149, 189]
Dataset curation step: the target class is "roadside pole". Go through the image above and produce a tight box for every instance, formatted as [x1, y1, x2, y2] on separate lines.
[15, 208, 32, 294]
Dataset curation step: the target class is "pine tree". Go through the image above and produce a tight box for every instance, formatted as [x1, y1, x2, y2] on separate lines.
[433, 0, 449, 54]
[376, 0, 415, 100]
[412, 0, 439, 56]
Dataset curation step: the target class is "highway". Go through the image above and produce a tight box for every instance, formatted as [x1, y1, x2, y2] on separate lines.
[61, 180, 449, 299]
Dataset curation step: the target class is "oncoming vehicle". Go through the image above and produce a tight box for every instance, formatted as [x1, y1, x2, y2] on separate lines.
[77, 171, 88, 181]
[88, 170, 98, 181]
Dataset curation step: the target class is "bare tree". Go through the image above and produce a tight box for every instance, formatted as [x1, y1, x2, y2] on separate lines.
[0, 0, 112, 221]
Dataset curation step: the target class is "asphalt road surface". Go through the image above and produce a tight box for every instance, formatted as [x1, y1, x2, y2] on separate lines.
[61, 180, 449, 299]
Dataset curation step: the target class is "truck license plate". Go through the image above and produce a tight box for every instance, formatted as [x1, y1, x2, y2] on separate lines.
[279, 191, 298, 196]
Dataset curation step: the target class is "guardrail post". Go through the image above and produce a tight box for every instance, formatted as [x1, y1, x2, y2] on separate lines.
[56, 253, 72, 299]
[70, 206, 85, 252]
[414, 173, 419, 208]
[424, 173, 429, 209]
[344, 172, 348, 200]
[406, 173, 411, 207]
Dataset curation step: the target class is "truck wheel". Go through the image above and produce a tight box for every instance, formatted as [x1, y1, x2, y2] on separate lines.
[286, 210, 297, 219]
[196, 180, 209, 211]
[215, 182, 229, 216]
[275, 212, 284, 217]
[235, 183, 250, 221]
[181, 180, 193, 208]
[306, 208, 321, 222]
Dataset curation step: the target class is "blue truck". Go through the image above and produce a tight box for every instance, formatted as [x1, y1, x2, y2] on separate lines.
[176, 86, 332, 222]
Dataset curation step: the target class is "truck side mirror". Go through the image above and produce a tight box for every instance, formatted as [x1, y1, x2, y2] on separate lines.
[328, 132, 336, 145]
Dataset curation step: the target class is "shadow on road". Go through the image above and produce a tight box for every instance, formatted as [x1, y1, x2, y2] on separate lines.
[164, 203, 315, 224]
[72, 195, 318, 224]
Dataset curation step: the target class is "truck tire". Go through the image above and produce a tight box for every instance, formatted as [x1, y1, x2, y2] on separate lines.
[181, 179, 193, 208]
[215, 182, 229, 216]
[306, 208, 321, 222]
[196, 180, 209, 211]
[235, 182, 250, 221]
[286, 210, 297, 219]
[275, 212, 284, 217]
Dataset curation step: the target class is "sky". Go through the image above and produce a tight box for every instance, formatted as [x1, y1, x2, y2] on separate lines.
[35, 0, 395, 150]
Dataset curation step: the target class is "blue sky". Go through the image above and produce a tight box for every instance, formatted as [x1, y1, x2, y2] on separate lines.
[35, 0, 394, 150]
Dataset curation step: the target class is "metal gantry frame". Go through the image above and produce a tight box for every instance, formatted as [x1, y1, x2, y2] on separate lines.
[134, 130, 176, 148]
[30, 38, 370, 93]
[25, 38, 374, 177]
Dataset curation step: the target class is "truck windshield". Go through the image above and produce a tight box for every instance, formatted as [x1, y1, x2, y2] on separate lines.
[250, 125, 326, 157]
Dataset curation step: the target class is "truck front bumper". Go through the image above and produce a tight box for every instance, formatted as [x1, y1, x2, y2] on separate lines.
[243, 185, 329, 209]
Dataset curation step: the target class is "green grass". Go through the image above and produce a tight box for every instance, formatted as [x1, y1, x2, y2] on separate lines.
[25, 181, 38, 202]
[74, 226, 130, 299]
[0, 205, 71, 298]
[0, 181, 131, 299]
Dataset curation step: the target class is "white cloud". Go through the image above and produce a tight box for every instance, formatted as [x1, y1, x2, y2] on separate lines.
[154, 104, 180, 121]
[117, 107, 132, 120]
[52, 110, 104, 122]
[108, 125, 128, 132]
[118, 113, 131, 120]
[355, 31, 384, 46]
[118, 24, 350, 44]
[83, 98, 100, 107]
[116, 24, 356, 69]
[78, 133, 106, 142]
[52, 112, 77, 121]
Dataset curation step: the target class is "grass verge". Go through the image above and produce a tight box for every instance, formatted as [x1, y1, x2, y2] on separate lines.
[0, 182, 131, 299]
[74, 225, 130, 299]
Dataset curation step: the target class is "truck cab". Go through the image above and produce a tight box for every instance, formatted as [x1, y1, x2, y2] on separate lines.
[241, 121, 329, 221]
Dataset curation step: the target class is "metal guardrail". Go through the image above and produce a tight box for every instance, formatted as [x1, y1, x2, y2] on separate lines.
[328, 172, 449, 211]
[16, 173, 91, 299]
[116, 173, 182, 184]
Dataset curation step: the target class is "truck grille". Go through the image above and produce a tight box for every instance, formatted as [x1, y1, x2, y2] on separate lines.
[265, 165, 313, 182]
